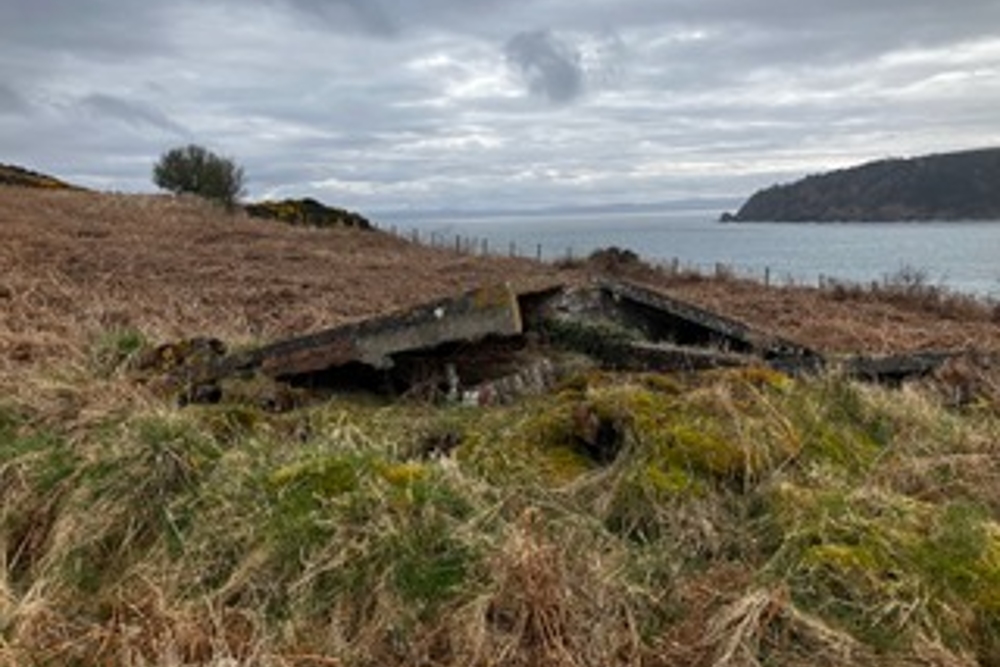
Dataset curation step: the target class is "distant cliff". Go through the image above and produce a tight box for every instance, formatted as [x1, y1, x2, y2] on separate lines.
[724, 147, 1000, 222]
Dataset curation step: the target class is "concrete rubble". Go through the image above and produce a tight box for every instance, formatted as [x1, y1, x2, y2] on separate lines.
[134, 279, 966, 408]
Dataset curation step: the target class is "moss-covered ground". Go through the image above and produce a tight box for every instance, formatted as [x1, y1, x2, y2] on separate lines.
[3, 356, 1000, 667]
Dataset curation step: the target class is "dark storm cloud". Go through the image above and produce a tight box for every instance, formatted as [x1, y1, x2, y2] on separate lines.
[505, 30, 585, 103]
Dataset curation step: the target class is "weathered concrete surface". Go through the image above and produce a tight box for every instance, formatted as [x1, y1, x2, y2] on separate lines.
[138, 278, 967, 407]
[842, 351, 960, 385]
[215, 278, 825, 396]
[597, 279, 823, 369]
[625, 341, 757, 372]
[529, 279, 824, 375]
[229, 283, 523, 379]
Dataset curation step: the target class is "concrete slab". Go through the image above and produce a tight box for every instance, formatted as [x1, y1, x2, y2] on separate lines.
[237, 283, 523, 378]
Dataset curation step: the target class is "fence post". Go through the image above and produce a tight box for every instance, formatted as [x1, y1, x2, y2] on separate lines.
[536, 244, 542, 262]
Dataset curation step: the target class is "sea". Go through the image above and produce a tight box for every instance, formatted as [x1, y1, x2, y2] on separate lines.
[382, 209, 1000, 299]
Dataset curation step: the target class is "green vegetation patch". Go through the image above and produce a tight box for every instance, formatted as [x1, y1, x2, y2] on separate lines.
[0, 408, 78, 591]
[765, 483, 1000, 656]
[245, 198, 373, 229]
[90, 327, 149, 377]
[4, 367, 1000, 665]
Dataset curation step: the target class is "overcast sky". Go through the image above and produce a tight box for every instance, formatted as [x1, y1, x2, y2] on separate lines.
[2, 0, 999, 213]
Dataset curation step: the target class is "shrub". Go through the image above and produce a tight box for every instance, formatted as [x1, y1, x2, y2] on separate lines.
[244, 198, 374, 229]
[152, 144, 245, 210]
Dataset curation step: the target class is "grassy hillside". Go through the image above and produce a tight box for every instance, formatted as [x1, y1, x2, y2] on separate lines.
[2, 186, 1000, 666]
[0, 188, 562, 381]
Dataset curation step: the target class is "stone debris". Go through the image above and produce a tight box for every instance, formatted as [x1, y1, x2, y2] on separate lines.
[135, 278, 960, 408]
[461, 358, 559, 406]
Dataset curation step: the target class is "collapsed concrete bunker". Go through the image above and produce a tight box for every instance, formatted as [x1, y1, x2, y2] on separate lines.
[135, 278, 960, 411]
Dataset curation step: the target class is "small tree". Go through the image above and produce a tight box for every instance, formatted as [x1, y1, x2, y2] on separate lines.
[153, 144, 245, 210]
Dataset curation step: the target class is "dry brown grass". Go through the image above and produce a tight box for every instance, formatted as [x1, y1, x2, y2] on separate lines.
[575, 250, 1000, 356]
[0, 187, 563, 382]
[648, 275, 1000, 356]
[6, 185, 1000, 435]
[5, 186, 998, 384]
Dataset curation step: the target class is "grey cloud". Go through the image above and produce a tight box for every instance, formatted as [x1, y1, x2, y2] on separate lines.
[0, 1, 173, 56]
[0, 107, 183, 192]
[280, 0, 397, 36]
[505, 30, 585, 103]
[79, 94, 186, 135]
[0, 83, 28, 115]
[2, 0, 1000, 210]
[273, 0, 514, 36]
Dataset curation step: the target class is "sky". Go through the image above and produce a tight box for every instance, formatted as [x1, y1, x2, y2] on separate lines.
[2, 0, 1000, 214]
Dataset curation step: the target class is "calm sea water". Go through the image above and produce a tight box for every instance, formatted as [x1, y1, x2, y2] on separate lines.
[391, 210, 1000, 298]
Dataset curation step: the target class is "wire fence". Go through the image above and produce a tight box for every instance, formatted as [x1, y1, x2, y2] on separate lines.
[380, 223, 848, 290]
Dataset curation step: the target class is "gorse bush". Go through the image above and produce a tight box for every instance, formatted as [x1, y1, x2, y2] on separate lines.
[152, 144, 245, 210]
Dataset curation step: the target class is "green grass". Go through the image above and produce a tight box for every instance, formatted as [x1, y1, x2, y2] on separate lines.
[3, 365, 1000, 666]
[90, 327, 148, 377]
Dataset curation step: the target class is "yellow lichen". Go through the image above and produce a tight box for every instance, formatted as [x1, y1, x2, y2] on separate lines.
[379, 461, 427, 487]
[269, 455, 360, 497]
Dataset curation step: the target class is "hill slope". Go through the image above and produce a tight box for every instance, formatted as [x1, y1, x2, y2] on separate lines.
[2, 186, 998, 390]
[728, 147, 1000, 222]
[3, 189, 1000, 667]
[0, 188, 562, 378]
[0, 163, 81, 190]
